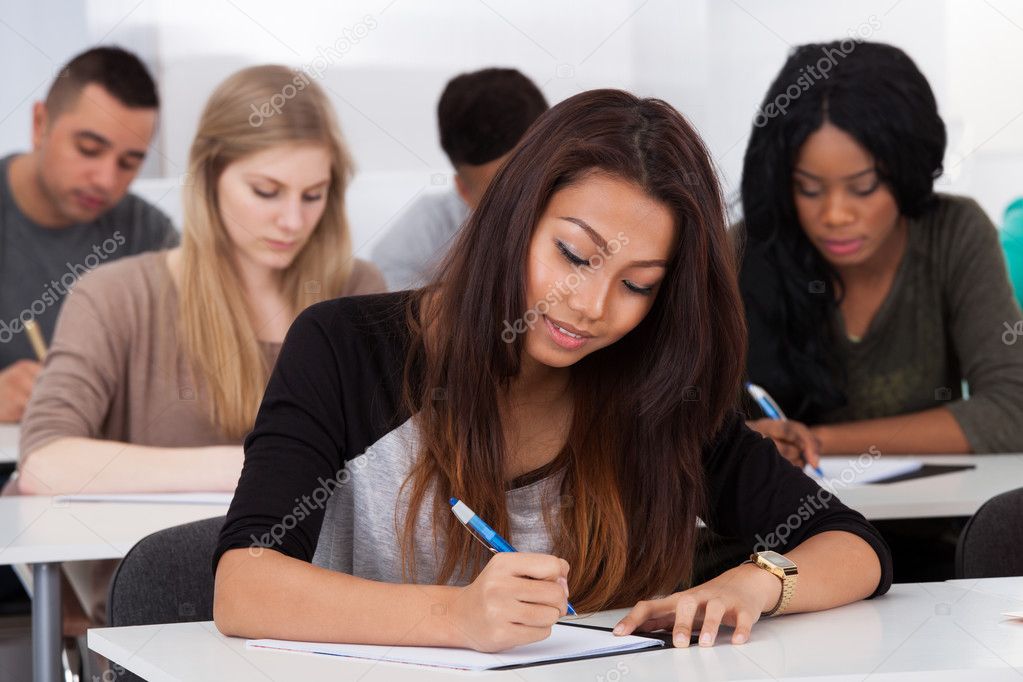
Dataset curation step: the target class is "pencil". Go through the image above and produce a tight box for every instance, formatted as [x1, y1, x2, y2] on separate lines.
[24, 319, 47, 362]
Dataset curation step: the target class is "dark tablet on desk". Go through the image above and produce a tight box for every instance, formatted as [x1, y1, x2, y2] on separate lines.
[872, 463, 976, 485]
[488, 621, 695, 671]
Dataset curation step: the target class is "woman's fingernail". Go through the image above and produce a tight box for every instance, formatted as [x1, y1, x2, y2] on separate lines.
[700, 632, 714, 646]
[557, 576, 569, 596]
[613, 624, 624, 635]
[673, 634, 687, 647]
[734, 632, 748, 644]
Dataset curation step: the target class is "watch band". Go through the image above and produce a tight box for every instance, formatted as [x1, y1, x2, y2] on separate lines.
[745, 552, 798, 617]
[762, 570, 796, 617]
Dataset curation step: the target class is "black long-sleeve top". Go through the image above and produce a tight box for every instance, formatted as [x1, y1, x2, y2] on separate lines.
[215, 292, 892, 597]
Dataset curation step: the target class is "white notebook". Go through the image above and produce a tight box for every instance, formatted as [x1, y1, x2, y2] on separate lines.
[247, 623, 666, 671]
[54, 492, 233, 505]
[808, 458, 923, 485]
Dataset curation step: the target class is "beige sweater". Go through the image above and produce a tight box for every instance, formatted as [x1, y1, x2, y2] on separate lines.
[20, 250, 386, 457]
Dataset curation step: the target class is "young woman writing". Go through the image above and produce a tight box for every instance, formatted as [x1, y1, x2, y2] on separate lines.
[739, 41, 1023, 462]
[15, 65, 384, 622]
[18, 65, 384, 496]
[214, 89, 890, 651]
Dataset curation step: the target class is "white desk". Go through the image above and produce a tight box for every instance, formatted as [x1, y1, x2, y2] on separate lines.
[88, 579, 1023, 681]
[821, 454, 1023, 520]
[9, 453, 1016, 682]
[0, 495, 228, 682]
[947, 576, 1023, 602]
[0, 423, 19, 465]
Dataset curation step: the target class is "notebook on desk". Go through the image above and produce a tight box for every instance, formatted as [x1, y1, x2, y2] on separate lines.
[810, 458, 924, 484]
[54, 492, 233, 505]
[246, 621, 676, 671]
[809, 458, 976, 485]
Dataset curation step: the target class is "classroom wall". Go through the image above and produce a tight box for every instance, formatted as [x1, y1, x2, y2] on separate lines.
[2, 0, 1021, 256]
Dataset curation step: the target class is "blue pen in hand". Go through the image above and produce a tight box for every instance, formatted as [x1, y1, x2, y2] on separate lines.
[450, 498, 577, 616]
[745, 382, 824, 477]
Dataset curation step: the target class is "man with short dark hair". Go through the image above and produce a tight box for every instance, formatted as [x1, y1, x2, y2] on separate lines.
[372, 67, 548, 290]
[0, 46, 178, 422]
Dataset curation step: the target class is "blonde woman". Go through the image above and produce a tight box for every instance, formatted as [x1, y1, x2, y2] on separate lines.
[17, 64, 384, 495]
[15, 64, 384, 624]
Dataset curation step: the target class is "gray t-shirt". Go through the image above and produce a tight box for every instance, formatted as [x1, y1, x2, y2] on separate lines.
[0, 153, 179, 369]
[370, 189, 469, 291]
[312, 416, 561, 585]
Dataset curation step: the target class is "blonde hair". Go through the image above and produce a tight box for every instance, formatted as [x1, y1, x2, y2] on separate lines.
[180, 65, 355, 438]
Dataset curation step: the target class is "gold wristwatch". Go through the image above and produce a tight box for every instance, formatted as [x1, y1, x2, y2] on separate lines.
[745, 550, 798, 617]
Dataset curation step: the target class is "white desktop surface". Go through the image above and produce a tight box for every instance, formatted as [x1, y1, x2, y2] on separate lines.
[947, 576, 1023, 602]
[0, 494, 230, 681]
[0, 457, 1015, 567]
[0, 423, 18, 464]
[0, 495, 228, 565]
[89, 580, 1023, 681]
[3, 451, 1018, 681]
[820, 454, 1023, 520]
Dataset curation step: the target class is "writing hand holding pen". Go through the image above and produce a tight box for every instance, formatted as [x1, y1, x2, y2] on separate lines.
[745, 383, 823, 476]
[444, 499, 574, 652]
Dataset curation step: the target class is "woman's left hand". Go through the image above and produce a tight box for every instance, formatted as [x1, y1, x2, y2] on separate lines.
[612, 562, 782, 647]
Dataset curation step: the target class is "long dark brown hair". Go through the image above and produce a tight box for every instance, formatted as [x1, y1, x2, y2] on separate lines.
[400, 89, 746, 612]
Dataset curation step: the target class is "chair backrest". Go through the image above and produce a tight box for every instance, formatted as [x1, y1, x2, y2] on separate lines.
[108, 516, 226, 628]
[956, 487, 1023, 579]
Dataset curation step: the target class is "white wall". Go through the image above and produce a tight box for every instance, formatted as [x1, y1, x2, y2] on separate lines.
[0, 2, 89, 159]
[2, 0, 1021, 255]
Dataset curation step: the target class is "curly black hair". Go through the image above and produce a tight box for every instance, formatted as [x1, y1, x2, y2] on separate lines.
[738, 40, 946, 421]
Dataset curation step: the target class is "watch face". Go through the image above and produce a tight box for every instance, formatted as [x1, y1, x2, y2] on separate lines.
[759, 550, 797, 570]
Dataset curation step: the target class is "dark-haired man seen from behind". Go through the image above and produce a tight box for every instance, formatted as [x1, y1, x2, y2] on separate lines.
[0, 46, 178, 423]
[372, 67, 548, 290]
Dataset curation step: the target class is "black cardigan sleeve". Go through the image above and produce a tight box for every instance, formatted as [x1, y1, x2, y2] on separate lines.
[702, 412, 893, 598]
[213, 294, 413, 571]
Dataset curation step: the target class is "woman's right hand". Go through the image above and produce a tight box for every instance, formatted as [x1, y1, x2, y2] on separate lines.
[747, 418, 821, 470]
[447, 552, 570, 652]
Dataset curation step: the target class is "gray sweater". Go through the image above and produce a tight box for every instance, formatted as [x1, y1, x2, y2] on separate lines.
[744, 194, 1023, 452]
[0, 153, 179, 370]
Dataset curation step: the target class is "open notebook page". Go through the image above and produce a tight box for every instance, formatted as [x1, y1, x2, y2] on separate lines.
[247, 622, 665, 671]
[54, 492, 233, 505]
[807, 457, 923, 485]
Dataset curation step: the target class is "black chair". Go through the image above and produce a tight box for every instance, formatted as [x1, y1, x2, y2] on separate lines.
[103, 516, 225, 680]
[955, 488, 1023, 578]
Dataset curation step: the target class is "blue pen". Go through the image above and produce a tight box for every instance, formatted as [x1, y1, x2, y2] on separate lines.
[745, 382, 824, 477]
[450, 497, 577, 616]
